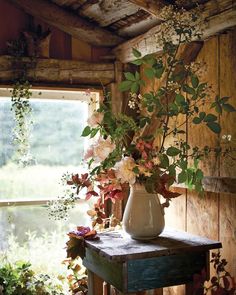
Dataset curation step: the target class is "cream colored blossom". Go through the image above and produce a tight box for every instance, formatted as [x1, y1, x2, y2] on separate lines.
[115, 157, 136, 185]
[152, 157, 161, 165]
[91, 137, 115, 162]
[87, 111, 104, 127]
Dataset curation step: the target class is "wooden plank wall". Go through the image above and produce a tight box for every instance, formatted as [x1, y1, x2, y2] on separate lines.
[141, 27, 236, 295]
[0, 0, 109, 62]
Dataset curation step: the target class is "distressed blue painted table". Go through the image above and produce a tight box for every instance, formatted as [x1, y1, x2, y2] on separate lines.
[83, 228, 221, 295]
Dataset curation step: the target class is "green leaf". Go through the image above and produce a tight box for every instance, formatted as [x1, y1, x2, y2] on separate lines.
[143, 54, 156, 65]
[90, 128, 99, 138]
[192, 117, 202, 124]
[219, 96, 230, 103]
[168, 165, 176, 178]
[183, 84, 195, 95]
[198, 82, 207, 93]
[215, 103, 222, 114]
[81, 126, 91, 137]
[199, 112, 206, 120]
[131, 82, 139, 93]
[144, 67, 155, 79]
[135, 71, 140, 80]
[159, 154, 169, 168]
[166, 147, 181, 157]
[191, 75, 199, 88]
[206, 121, 221, 134]
[204, 113, 217, 122]
[222, 103, 236, 112]
[124, 72, 136, 81]
[175, 94, 185, 105]
[155, 67, 164, 78]
[132, 48, 142, 58]
[131, 59, 143, 66]
[132, 166, 140, 174]
[118, 80, 132, 92]
[178, 170, 187, 183]
[196, 169, 204, 180]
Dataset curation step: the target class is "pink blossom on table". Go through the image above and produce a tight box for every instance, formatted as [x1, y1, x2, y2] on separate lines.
[93, 136, 116, 162]
[87, 111, 104, 127]
[115, 157, 136, 185]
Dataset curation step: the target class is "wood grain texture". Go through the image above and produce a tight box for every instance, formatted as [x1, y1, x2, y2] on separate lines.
[113, 1, 236, 62]
[173, 176, 236, 194]
[0, 55, 115, 86]
[127, 0, 166, 18]
[87, 270, 104, 295]
[85, 228, 221, 262]
[219, 27, 236, 279]
[127, 252, 207, 292]
[219, 27, 236, 178]
[83, 229, 219, 293]
[141, 41, 203, 137]
[219, 193, 236, 278]
[79, 0, 140, 27]
[188, 37, 219, 176]
[83, 248, 124, 292]
[9, 0, 124, 47]
[187, 192, 219, 240]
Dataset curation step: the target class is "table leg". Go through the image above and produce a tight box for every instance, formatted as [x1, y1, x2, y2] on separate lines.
[87, 270, 104, 295]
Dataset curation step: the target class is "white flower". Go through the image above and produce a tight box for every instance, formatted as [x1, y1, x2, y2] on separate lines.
[115, 157, 136, 185]
[152, 157, 161, 165]
[87, 111, 104, 127]
[93, 136, 115, 162]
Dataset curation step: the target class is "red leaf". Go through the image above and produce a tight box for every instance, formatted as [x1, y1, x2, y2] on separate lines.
[223, 276, 230, 290]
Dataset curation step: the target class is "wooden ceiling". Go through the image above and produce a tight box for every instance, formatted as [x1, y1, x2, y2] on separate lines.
[9, 0, 236, 61]
[50, 0, 162, 38]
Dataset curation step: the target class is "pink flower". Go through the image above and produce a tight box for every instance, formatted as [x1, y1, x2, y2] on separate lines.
[84, 147, 94, 160]
[93, 136, 115, 162]
[115, 157, 136, 185]
[87, 111, 104, 127]
[84, 137, 115, 162]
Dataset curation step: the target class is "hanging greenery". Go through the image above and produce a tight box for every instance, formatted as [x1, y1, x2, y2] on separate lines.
[10, 79, 34, 166]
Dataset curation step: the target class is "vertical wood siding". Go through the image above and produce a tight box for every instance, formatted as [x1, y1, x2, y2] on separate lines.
[141, 27, 236, 295]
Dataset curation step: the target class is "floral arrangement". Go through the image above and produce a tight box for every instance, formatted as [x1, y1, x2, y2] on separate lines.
[49, 4, 235, 224]
[193, 252, 236, 295]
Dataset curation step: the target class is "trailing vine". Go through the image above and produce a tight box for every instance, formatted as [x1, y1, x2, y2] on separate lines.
[10, 79, 34, 166]
[7, 33, 36, 166]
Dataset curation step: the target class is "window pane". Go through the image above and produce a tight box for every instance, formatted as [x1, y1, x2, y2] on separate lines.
[0, 203, 90, 276]
[0, 98, 88, 200]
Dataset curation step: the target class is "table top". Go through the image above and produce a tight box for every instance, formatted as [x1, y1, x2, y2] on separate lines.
[85, 228, 222, 262]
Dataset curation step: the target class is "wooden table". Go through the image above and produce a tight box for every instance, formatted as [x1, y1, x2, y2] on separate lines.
[83, 228, 221, 295]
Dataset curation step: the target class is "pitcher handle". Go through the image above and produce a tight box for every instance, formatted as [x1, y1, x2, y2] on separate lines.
[161, 198, 170, 215]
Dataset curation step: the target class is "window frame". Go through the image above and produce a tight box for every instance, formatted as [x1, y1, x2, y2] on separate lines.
[0, 86, 100, 208]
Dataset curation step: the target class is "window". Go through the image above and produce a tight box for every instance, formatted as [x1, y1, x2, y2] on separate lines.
[0, 87, 99, 277]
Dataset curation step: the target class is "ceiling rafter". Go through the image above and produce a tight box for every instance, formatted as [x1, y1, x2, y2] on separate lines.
[128, 0, 167, 18]
[9, 0, 125, 47]
[113, 0, 236, 62]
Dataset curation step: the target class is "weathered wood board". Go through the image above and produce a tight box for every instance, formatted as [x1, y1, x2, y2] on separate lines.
[0, 55, 115, 86]
[219, 28, 236, 279]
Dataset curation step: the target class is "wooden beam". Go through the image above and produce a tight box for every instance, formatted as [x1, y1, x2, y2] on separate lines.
[0, 55, 115, 86]
[113, 1, 236, 62]
[128, 0, 166, 18]
[9, 0, 124, 47]
[173, 177, 236, 195]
